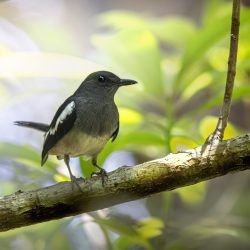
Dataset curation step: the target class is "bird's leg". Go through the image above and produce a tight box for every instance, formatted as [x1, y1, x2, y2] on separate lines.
[91, 157, 108, 186]
[64, 155, 83, 192]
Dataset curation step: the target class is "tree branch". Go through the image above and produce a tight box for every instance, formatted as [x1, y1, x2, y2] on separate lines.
[206, 0, 240, 143]
[0, 134, 250, 232]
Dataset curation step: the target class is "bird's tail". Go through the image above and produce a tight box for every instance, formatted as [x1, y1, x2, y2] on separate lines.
[14, 121, 49, 132]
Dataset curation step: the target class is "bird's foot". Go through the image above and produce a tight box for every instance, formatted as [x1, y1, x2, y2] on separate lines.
[91, 168, 108, 186]
[70, 175, 84, 193]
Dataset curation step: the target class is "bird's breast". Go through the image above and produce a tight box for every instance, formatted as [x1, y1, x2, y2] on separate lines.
[49, 129, 111, 158]
[75, 100, 119, 136]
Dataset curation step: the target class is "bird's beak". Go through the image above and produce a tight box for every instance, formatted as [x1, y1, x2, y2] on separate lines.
[119, 79, 137, 86]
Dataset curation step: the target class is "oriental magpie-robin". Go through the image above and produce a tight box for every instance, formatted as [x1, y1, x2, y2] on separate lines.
[15, 71, 137, 190]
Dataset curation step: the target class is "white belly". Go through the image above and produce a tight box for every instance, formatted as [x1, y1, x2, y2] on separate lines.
[48, 129, 110, 158]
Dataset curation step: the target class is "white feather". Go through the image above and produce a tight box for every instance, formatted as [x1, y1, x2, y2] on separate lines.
[45, 101, 75, 139]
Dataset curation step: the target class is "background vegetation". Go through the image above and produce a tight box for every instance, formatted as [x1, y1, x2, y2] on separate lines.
[0, 0, 249, 249]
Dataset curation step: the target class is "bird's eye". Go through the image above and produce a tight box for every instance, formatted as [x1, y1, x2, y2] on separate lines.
[98, 75, 106, 82]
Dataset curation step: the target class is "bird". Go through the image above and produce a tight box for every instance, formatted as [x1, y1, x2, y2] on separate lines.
[15, 71, 137, 190]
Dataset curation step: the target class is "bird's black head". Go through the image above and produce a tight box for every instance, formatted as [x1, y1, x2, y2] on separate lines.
[75, 71, 137, 97]
[85, 71, 137, 88]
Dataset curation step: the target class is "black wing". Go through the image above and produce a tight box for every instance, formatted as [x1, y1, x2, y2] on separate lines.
[41, 97, 76, 165]
[111, 121, 119, 142]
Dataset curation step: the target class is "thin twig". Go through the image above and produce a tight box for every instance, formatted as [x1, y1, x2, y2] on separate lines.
[206, 0, 240, 144]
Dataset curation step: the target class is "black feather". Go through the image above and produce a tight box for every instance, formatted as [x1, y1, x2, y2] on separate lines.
[111, 121, 119, 142]
[14, 121, 49, 132]
[41, 97, 76, 166]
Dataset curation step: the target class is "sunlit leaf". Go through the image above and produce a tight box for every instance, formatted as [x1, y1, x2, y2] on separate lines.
[0, 142, 39, 164]
[170, 136, 198, 153]
[95, 217, 153, 250]
[92, 30, 164, 97]
[79, 157, 96, 178]
[54, 174, 70, 182]
[98, 11, 147, 30]
[182, 72, 213, 101]
[136, 227, 162, 239]
[119, 107, 143, 125]
[202, 0, 232, 25]
[176, 17, 230, 89]
[175, 182, 207, 205]
[199, 116, 239, 140]
[208, 47, 228, 71]
[233, 85, 250, 101]
[99, 11, 196, 49]
[151, 17, 196, 48]
[176, 7, 250, 89]
[182, 84, 250, 119]
[94, 129, 167, 165]
[138, 217, 164, 229]
[113, 130, 166, 149]
[115, 235, 152, 250]
[136, 217, 164, 239]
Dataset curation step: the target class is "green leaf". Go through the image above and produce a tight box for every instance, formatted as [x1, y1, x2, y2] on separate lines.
[94, 218, 137, 237]
[207, 47, 229, 71]
[79, 157, 96, 178]
[151, 17, 196, 48]
[176, 7, 250, 90]
[181, 72, 213, 101]
[98, 129, 166, 161]
[181, 84, 250, 119]
[0, 142, 39, 165]
[138, 217, 164, 229]
[0, 142, 57, 170]
[199, 116, 239, 140]
[115, 236, 152, 250]
[99, 11, 196, 49]
[191, 225, 250, 244]
[170, 136, 198, 153]
[117, 130, 166, 147]
[176, 15, 230, 89]
[202, 0, 232, 25]
[119, 107, 143, 125]
[98, 11, 147, 30]
[175, 182, 207, 205]
[92, 30, 164, 97]
[136, 217, 164, 239]
[233, 85, 250, 101]
[94, 128, 167, 168]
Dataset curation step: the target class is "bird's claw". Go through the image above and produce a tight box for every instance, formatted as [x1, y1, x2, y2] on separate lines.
[91, 168, 108, 186]
[70, 175, 84, 193]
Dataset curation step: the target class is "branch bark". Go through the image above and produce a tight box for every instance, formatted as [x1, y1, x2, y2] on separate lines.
[0, 134, 250, 232]
[206, 0, 240, 143]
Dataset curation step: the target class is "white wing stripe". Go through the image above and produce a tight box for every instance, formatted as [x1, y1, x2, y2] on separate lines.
[50, 101, 75, 135]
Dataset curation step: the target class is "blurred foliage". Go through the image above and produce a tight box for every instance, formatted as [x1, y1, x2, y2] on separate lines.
[92, 216, 164, 250]
[0, 0, 250, 249]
